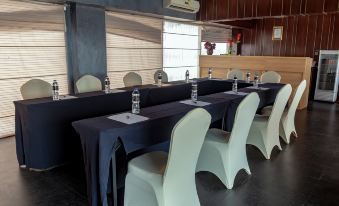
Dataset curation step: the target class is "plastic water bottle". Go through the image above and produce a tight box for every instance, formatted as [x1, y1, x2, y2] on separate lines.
[208, 68, 212, 79]
[132, 88, 140, 114]
[185, 70, 190, 83]
[253, 73, 259, 88]
[246, 72, 251, 83]
[52, 80, 59, 101]
[104, 76, 110, 94]
[232, 76, 238, 93]
[191, 78, 198, 102]
[157, 71, 162, 87]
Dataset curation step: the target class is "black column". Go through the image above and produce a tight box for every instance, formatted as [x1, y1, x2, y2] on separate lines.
[65, 3, 107, 94]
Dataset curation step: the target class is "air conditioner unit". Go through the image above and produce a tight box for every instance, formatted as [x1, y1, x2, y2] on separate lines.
[164, 0, 200, 13]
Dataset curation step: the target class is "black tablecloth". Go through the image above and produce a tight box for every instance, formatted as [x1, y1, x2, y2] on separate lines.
[14, 79, 251, 169]
[72, 83, 284, 206]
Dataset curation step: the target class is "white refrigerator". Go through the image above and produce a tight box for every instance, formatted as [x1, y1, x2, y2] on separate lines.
[314, 50, 339, 102]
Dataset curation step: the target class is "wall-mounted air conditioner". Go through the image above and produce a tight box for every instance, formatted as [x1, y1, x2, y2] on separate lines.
[164, 0, 200, 13]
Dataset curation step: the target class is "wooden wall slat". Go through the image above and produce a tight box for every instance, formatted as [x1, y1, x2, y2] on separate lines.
[271, 0, 283, 16]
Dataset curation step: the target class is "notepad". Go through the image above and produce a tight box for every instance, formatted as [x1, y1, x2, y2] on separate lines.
[224, 91, 249, 96]
[103, 89, 126, 94]
[59, 95, 78, 100]
[247, 86, 270, 90]
[180, 100, 211, 107]
[108, 112, 149, 124]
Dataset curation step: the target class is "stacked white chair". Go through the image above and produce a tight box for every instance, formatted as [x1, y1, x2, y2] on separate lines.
[227, 69, 244, 80]
[196, 93, 260, 189]
[124, 108, 211, 206]
[261, 80, 306, 143]
[154, 70, 169, 83]
[123, 72, 142, 87]
[75, 75, 102, 94]
[246, 84, 292, 159]
[20, 79, 52, 100]
[261, 71, 281, 83]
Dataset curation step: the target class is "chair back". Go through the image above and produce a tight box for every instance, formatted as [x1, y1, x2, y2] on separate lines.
[123, 72, 142, 87]
[229, 93, 260, 150]
[261, 71, 281, 83]
[20, 79, 52, 100]
[286, 80, 306, 124]
[163, 108, 211, 206]
[268, 84, 292, 130]
[75, 75, 102, 94]
[154, 70, 169, 83]
[227, 69, 244, 80]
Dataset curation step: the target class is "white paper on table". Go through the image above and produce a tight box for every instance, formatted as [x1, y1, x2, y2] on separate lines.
[224, 91, 249, 96]
[246, 86, 270, 90]
[103, 89, 126, 94]
[179, 100, 211, 107]
[108, 112, 149, 124]
[59, 95, 78, 100]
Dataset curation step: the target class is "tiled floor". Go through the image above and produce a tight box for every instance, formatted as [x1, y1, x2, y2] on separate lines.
[1, 102, 339, 206]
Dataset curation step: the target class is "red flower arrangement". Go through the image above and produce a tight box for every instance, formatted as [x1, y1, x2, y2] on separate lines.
[204, 42, 216, 55]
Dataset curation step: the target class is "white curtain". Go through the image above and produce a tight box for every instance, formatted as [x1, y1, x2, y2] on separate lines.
[0, 0, 68, 138]
[106, 12, 163, 88]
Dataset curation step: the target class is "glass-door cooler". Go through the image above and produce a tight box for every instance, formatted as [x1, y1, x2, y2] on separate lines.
[314, 50, 339, 102]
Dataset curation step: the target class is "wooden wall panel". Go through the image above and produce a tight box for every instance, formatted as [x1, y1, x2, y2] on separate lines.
[244, 0, 254, 17]
[239, 13, 339, 58]
[199, 0, 339, 21]
[256, 0, 271, 17]
[324, 0, 339, 12]
[282, 0, 292, 15]
[228, 0, 238, 19]
[271, 0, 283, 16]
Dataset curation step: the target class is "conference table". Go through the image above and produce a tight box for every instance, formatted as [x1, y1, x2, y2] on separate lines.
[71, 81, 283, 206]
[14, 78, 252, 170]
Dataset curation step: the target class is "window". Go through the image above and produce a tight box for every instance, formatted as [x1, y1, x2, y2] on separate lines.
[106, 12, 163, 88]
[201, 26, 232, 55]
[163, 21, 200, 81]
[0, 1, 68, 138]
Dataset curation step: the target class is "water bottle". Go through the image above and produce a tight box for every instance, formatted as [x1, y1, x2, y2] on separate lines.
[191, 78, 198, 102]
[208, 68, 212, 79]
[52, 80, 59, 101]
[253, 73, 259, 88]
[132, 88, 140, 114]
[246, 71, 251, 83]
[185, 70, 190, 83]
[104, 76, 110, 94]
[157, 71, 162, 87]
[232, 76, 238, 93]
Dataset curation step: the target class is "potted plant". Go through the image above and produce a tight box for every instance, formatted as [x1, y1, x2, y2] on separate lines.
[204, 42, 216, 55]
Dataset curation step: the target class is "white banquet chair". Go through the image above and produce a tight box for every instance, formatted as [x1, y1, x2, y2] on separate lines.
[123, 72, 142, 87]
[246, 84, 292, 159]
[261, 71, 281, 83]
[154, 70, 169, 83]
[227, 69, 244, 80]
[196, 93, 260, 189]
[124, 108, 211, 206]
[261, 80, 306, 143]
[20, 79, 52, 100]
[75, 74, 102, 94]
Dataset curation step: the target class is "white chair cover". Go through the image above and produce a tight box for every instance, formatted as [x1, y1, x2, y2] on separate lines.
[75, 75, 102, 94]
[20, 79, 52, 100]
[247, 84, 292, 159]
[261, 71, 281, 83]
[123, 72, 142, 87]
[196, 93, 260, 189]
[124, 108, 211, 206]
[227, 69, 244, 80]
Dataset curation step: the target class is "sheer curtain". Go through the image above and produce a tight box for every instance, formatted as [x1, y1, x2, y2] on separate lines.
[163, 21, 200, 81]
[106, 12, 163, 88]
[0, 1, 68, 138]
